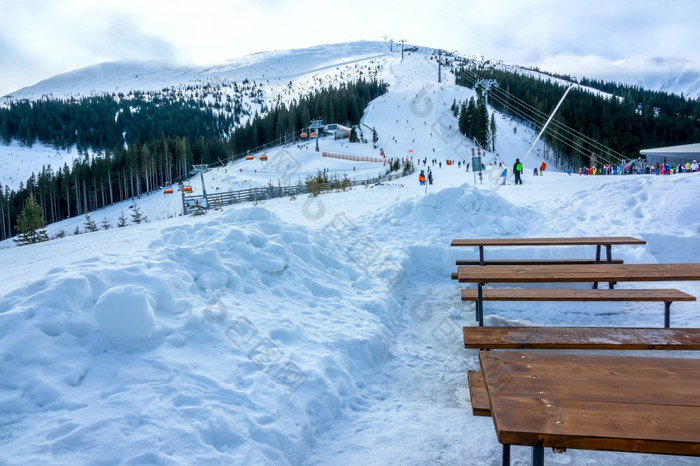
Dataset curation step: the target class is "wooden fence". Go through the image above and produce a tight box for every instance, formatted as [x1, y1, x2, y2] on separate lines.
[182, 166, 414, 214]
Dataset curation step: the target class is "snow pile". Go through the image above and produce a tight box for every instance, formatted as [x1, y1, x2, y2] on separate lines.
[94, 285, 157, 343]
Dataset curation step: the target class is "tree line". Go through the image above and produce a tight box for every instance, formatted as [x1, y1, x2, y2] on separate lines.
[452, 96, 497, 151]
[455, 64, 700, 167]
[0, 78, 388, 241]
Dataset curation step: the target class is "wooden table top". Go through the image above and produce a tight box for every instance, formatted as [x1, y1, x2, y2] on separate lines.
[451, 236, 646, 247]
[464, 326, 700, 350]
[479, 351, 700, 456]
[457, 263, 700, 283]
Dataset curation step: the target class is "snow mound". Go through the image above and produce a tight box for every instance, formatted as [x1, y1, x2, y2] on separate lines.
[94, 285, 156, 342]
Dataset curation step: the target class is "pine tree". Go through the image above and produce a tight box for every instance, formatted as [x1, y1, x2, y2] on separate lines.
[117, 212, 128, 228]
[131, 205, 147, 224]
[101, 217, 111, 230]
[14, 194, 50, 245]
[349, 126, 359, 143]
[84, 215, 99, 232]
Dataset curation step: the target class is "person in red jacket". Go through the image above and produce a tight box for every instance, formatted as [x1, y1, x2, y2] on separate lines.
[418, 170, 426, 186]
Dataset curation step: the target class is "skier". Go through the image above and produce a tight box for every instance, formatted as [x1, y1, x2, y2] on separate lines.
[513, 158, 523, 185]
[418, 170, 426, 186]
[501, 168, 507, 185]
[428, 169, 433, 185]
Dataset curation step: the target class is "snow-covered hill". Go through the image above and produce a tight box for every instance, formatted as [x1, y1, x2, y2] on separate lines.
[1, 41, 397, 108]
[4, 41, 699, 105]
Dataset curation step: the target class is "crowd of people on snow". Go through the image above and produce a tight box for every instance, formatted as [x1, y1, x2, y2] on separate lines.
[407, 155, 699, 187]
[572, 160, 700, 176]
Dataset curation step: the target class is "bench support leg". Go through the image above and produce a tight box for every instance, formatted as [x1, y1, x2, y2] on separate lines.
[479, 246, 485, 266]
[665, 301, 671, 328]
[592, 247, 599, 288]
[532, 446, 544, 466]
[477, 283, 484, 326]
[502, 444, 511, 466]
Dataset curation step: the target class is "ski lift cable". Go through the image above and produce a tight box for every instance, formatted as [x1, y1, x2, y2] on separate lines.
[485, 85, 629, 163]
[454, 66, 623, 150]
[466, 73, 630, 163]
[484, 90, 627, 165]
[455, 67, 629, 165]
[456, 78, 625, 166]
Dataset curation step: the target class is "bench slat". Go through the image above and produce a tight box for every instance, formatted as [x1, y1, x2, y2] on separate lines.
[467, 370, 491, 416]
[460, 288, 696, 302]
[451, 236, 646, 247]
[463, 327, 700, 350]
[457, 263, 700, 283]
[456, 259, 623, 266]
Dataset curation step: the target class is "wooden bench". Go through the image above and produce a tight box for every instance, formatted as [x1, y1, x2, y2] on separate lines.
[458, 263, 700, 326]
[478, 351, 700, 465]
[460, 288, 696, 327]
[467, 370, 491, 416]
[456, 258, 624, 266]
[463, 326, 700, 350]
[451, 236, 646, 265]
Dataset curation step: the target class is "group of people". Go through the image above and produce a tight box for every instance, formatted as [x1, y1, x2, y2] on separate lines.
[575, 160, 700, 176]
[651, 160, 699, 175]
[418, 168, 434, 186]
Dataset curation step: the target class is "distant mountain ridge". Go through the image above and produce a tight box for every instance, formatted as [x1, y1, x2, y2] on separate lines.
[2, 41, 699, 102]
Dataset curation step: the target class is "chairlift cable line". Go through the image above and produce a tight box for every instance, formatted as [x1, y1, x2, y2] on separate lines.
[454, 67, 630, 165]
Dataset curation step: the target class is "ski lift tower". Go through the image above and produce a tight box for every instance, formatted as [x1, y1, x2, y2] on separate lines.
[192, 164, 208, 207]
[309, 119, 323, 152]
[475, 79, 498, 105]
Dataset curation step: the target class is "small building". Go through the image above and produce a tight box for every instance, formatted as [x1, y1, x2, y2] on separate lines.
[640, 143, 700, 166]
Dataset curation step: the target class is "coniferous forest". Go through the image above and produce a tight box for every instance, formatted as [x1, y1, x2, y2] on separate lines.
[0, 78, 388, 240]
[454, 64, 700, 168]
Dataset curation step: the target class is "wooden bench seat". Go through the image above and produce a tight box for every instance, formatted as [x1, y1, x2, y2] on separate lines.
[460, 287, 696, 327]
[467, 370, 491, 416]
[456, 258, 623, 266]
[463, 326, 700, 350]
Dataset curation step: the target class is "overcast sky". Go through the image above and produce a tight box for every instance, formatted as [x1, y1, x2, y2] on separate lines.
[1, 0, 699, 97]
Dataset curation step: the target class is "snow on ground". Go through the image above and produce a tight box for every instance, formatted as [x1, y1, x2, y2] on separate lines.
[0, 142, 79, 191]
[2, 45, 700, 466]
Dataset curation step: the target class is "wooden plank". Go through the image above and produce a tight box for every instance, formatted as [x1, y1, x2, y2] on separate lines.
[479, 351, 700, 456]
[457, 263, 700, 283]
[482, 351, 700, 380]
[456, 259, 624, 266]
[463, 327, 700, 350]
[491, 397, 700, 456]
[451, 236, 646, 247]
[467, 370, 491, 416]
[460, 288, 696, 302]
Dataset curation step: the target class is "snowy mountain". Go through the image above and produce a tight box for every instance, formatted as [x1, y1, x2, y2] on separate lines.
[1, 39, 700, 466]
[582, 56, 700, 98]
[1, 41, 396, 104]
[4, 41, 699, 104]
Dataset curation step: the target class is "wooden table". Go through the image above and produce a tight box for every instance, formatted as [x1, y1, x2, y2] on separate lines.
[479, 351, 700, 465]
[451, 236, 646, 265]
[458, 263, 700, 326]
